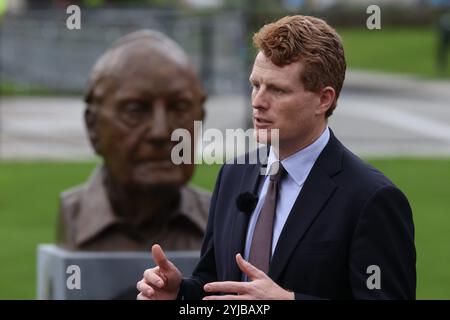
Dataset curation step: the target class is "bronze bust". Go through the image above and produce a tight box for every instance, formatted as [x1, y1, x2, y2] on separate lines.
[56, 30, 210, 251]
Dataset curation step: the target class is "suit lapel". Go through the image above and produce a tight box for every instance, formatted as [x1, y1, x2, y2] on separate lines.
[268, 131, 343, 281]
[268, 168, 337, 281]
[228, 163, 262, 281]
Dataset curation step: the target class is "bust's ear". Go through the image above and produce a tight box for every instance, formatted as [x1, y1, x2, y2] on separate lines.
[84, 105, 102, 155]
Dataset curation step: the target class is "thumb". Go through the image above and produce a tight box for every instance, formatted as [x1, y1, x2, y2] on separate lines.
[235, 253, 266, 281]
[152, 244, 172, 271]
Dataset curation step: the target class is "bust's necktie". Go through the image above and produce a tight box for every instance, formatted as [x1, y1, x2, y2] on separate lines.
[249, 162, 285, 274]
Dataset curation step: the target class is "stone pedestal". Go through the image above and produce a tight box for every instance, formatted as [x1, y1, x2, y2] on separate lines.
[37, 244, 199, 300]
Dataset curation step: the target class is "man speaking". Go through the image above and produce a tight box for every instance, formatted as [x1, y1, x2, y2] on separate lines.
[136, 15, 416, 300]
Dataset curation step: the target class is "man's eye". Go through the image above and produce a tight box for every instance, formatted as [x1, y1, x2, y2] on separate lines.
[252, 83, 260, 90]
[272, 87, 284, 94]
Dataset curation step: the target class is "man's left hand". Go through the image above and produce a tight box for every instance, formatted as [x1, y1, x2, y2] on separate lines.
[203, 254, 294, 300]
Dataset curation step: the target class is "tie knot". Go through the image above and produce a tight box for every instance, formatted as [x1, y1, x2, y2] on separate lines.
[268, 161, 285, 182]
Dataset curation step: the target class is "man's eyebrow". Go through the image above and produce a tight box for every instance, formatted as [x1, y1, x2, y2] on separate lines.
[267, 82, 288, 89]
[249, 76, 291, 89]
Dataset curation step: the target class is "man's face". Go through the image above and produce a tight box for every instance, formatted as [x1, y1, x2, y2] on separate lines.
[250, 52, 325, 155]
[89, 50, 204, 190]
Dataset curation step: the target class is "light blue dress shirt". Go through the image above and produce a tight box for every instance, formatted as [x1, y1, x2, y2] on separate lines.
[244, 127, 330, 263]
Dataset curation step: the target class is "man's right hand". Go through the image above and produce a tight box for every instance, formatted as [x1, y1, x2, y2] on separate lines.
[136, 244, 182, 300]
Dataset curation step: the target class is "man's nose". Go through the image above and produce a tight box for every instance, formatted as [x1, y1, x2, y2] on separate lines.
[146, 101, 170, 142]
[252, 88, 269, 110]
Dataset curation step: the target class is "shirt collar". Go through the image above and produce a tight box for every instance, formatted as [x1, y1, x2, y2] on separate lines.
[266, 127, 330, 186]
[74, 165, 206, 246]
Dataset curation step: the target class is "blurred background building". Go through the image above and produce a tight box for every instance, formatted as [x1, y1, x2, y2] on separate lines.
[1, 0, 449, 96]
[1, 0, 450, 159]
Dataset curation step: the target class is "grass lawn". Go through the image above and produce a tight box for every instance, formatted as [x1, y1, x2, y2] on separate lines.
[338, 27, 450, 79]
[0, 159, 449, 299]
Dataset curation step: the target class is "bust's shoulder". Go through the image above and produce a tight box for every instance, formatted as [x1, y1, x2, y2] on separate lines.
[59, 184, 85, 217]
[59, 166, 104, 216]
[184, 185, 211, 208]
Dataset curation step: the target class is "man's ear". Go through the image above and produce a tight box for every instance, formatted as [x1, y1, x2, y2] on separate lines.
[315, 86, 335, 116]
[84, 105, 102, 155]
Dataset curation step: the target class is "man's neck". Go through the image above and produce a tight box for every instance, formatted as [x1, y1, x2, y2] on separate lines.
[277, 123, 327, 160]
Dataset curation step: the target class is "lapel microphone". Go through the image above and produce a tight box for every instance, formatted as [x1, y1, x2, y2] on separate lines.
[236, 152, 268, 215]
[236, 191, 259, 214]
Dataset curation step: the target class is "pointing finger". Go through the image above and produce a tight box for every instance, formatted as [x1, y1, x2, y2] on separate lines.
[152, 244, 171, 271]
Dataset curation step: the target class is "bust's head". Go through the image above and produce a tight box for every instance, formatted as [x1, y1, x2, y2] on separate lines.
[84, 30, 206, 190]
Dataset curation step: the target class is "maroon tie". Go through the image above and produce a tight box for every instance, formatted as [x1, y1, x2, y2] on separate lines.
[249, 162, 285, 274]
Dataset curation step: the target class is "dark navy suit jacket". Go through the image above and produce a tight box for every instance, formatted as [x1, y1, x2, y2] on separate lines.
[180, 131, 416, 299]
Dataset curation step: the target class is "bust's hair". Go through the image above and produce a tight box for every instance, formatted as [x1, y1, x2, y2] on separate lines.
[109, 29, 188, 56]
[253, 15, 346, 117]
[84, 30, 192, 104]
